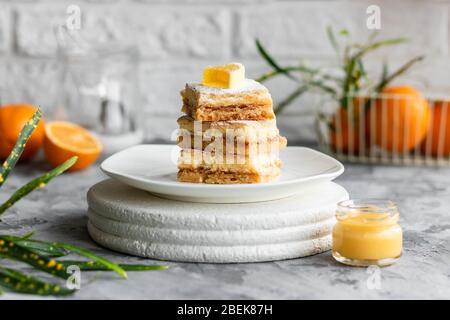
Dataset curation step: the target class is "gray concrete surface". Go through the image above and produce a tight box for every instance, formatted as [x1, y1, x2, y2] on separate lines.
[1, 151, 449, 299]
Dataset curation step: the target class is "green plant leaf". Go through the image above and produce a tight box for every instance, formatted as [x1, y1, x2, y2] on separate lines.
[20, 232, 35, 240]
[339, 29, 349, 36]
[8, 237, 68, 257]
[274, 85, 309, 114]
[256, 66, 304, 83]
[255, 39, 298, 82]
[380, 62, 389, 85]
[0, 156, 78, 216]
[0, 265, 75, 296]
[340, 37, 409, 108]
[0, 236, 69, 279]
[353, 38, 408, 60]
[52, 243, 128, 279]
[255, 28, 417, 115]
[58, 260, 168, 271]
[0, 106, 169, 297]
[368, 30, 380, 43]
[357, 58, 367, 80]
[309, 81, 338, 97]
[0, 109, 42, 188]
[374, 55, 424, 93]
[361, 55, 425, 112]
[327, 26, 340, 55]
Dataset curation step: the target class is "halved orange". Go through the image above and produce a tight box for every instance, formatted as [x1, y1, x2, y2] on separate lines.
[44, 121, 102, 171]
[0, 103, 45, 161]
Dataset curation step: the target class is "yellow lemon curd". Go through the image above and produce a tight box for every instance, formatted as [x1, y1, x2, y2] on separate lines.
[202, 63, 245, 89]
[332, 200, 402, 266]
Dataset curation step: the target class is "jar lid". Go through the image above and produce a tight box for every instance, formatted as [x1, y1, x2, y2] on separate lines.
[336, 199, 399, 222]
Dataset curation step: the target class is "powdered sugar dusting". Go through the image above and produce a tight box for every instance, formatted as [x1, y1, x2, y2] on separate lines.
[186, 79, 268, 94]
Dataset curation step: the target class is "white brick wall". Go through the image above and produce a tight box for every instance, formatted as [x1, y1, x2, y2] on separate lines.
[0, 5, 9, 53]
[1, 0, 450, 142]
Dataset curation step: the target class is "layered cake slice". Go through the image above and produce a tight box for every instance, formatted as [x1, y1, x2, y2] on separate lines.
[176, 62, 286, 184]
[180, 79, 275, 121]
[177, 115, 287, 156]
[177, 149, 282, 184]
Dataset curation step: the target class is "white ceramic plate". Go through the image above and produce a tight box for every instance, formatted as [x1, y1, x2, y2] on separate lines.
[100, 144, 344, 203]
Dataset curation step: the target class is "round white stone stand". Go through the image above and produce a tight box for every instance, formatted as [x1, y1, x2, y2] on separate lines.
[87, 179, 349, 263]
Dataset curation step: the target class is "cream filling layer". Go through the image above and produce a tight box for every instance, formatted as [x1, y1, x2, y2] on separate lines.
[178, 149, 282, 174]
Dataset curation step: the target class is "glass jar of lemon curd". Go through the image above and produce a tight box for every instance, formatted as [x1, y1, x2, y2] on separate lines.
[332, 199, 403, 267]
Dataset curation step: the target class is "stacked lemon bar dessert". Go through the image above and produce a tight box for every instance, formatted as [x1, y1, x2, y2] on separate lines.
[177, 63, 287, 184]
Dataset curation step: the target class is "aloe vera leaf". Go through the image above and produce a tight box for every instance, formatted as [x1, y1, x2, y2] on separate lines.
[340, 57, 358, 108]
[353, 38, 407, 60]
[58, 260, 168, 271]
[309, 81, 338, 97]
[374, 55, 424, 93]
[327, 26, 340, 56]
[360, 55, 425, 112]
[357, 58, 368, 81]
[3, 236, 67, 257]
[257, 65, 341, 84]
[0, 236, 69, 279]
[368, 30, 380, 43]
[256, 66, 305, 83]
[340, 37, 409, 108]
[17, 240, 68, 257]
[53, 243, 127, 279]
[339, 29, 349, 37]
[0, 109, 42, 188]
[380, 62, 389, 85]
[255, 39, 299, 82]
[20, 232, 35, 240]
[0, 156, 77, 216]
[0, 266, 75, 296]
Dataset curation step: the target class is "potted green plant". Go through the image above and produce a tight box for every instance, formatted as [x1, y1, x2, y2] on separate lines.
[256, 27, 425, 158]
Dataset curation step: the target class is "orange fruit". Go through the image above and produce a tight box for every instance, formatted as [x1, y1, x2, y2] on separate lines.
[422, 100, 450, 156]
[0, 103, 45, 161]
[367, 86, 430, 152]
[329, 98, 367, 154]
[44, 121, 102, 171]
